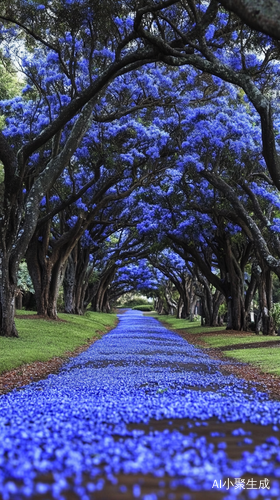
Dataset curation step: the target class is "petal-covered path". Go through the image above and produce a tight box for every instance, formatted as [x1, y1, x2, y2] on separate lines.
[1, 310, 280, 500]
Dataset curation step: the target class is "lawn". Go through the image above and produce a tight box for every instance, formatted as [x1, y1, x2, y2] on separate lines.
[0, 310, 117, 374]
[147, 312, 224, 334]
[202, 333, 280, 376]
[203, 335, 280, 348]
[151, 312, 280, 377]
[224, 348, 280, 376]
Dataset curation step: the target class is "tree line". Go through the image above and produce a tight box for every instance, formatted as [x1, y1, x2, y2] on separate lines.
[1, 0, 280, 336]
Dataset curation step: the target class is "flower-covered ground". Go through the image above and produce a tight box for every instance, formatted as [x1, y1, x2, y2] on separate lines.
[1, 310, 280, 499]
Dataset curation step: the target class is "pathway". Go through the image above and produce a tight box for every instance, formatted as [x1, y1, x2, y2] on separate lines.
[1, 310, 280, 499]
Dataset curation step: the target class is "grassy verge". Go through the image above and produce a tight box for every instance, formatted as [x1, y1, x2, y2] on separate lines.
[0, 311, 117, 374]
[223, 348, 280, 376]
[203, 334, 280, 376]
[146, 312, 224, 334]
[203, 335, 280, 348]
[151, 312, 280, 377]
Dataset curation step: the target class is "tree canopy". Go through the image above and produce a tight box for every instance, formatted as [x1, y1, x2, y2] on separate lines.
[1, 0, 280, 336]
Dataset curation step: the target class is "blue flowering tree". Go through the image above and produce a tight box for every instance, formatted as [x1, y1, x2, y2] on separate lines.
[1, 0, 280, 338]
[89, 229, 151, 312]
[134, 1, 280, 192]
[106, 259, 156, 307]
[22, 68, 179, 319]
[147, 249, 195, 319]
[132, 71, 280, 333]
[110, 258, 179, 314]
[0, 0, 181, 335]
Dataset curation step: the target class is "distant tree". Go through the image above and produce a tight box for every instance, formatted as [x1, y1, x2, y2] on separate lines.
[148, 249, 196, 319]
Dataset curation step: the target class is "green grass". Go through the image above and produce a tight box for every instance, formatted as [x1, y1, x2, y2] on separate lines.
[223, 348, 280, 376]
[132, 304, 153, 311]
[203, 335, 280, 348]
[150, 312, 280, 377]
[147, 313, 224, 333]
[0, 310, 117, 374]
[15, 309, 37, 315]
[180, 325, 225, 334]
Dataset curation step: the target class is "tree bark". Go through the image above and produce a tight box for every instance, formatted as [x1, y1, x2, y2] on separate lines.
[212, 290, 225, 327]
[218, 0, 280, 40]
[164, 282, 177, 315]
[256, 264, 274, 335]
[26, 221, 82, 318]
[224, 268, 244, 331]
[0, 254, 18, 337]
[92, 265, 116, 312]
[73, 248, 93, 315]
[176, 296, 183, 318]
[15, 290, 23, 310]
[63, 249, 78, 314]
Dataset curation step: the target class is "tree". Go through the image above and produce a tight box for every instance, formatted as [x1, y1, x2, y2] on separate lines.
[23, 66, 178, 319]
[134, 0, 280, 192]
[218, 0, 280, 40]
[148, 249, 196, 319]
[2, 0, 280, 337]
[63, 229, 106, 316]
[0, 0, 176, 336]
[109, 259, 159, 306]
[90, 230, 149, 312]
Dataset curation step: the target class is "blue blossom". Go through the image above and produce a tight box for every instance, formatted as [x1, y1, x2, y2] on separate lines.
[76, 199, 88, 211]
[1, 311, 280, 499]
[270, 218, 280, 233]
[67, 215, 78, 227]
[49, 195, 60, 204]
[205, 24, 215, 41]
[251, 183, 280, 209]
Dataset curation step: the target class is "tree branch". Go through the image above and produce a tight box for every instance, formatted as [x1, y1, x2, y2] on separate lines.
[218, 0, 280, 40]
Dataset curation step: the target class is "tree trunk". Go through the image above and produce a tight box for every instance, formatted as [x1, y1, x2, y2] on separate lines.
[181, 292, 189, 318]
[74, 255, 91, 315]
[102, 290, 111, 313]
[164, 283, 177, 315]
[0, 254, 18, 337]
[257, 265, 274, 335]
[212, 291, 224, 327]
[203, 284, 213, 326]
[96, 284, 106, 312]
[244, 264, 258, 330]
[155, 297, 165, 315]
[176, 297, 183, 318]
[224, 239, 246, 331]
[92, 266, 116, 312]
[26, 225, 78, 319]
[84, 282, 99, 310]
[226, 289, 245, 331]
[47, 259, 66, 319]
[74, 282, 84, 315]
[64, 245, 93, 315]
[26, 242, 52, 317]
[63, 251, 77, 314]
[201, 294, 211, 326]
[231, 292, 243, 330]
[15, 290, 23, 310]
[194, 275, 224, 327]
